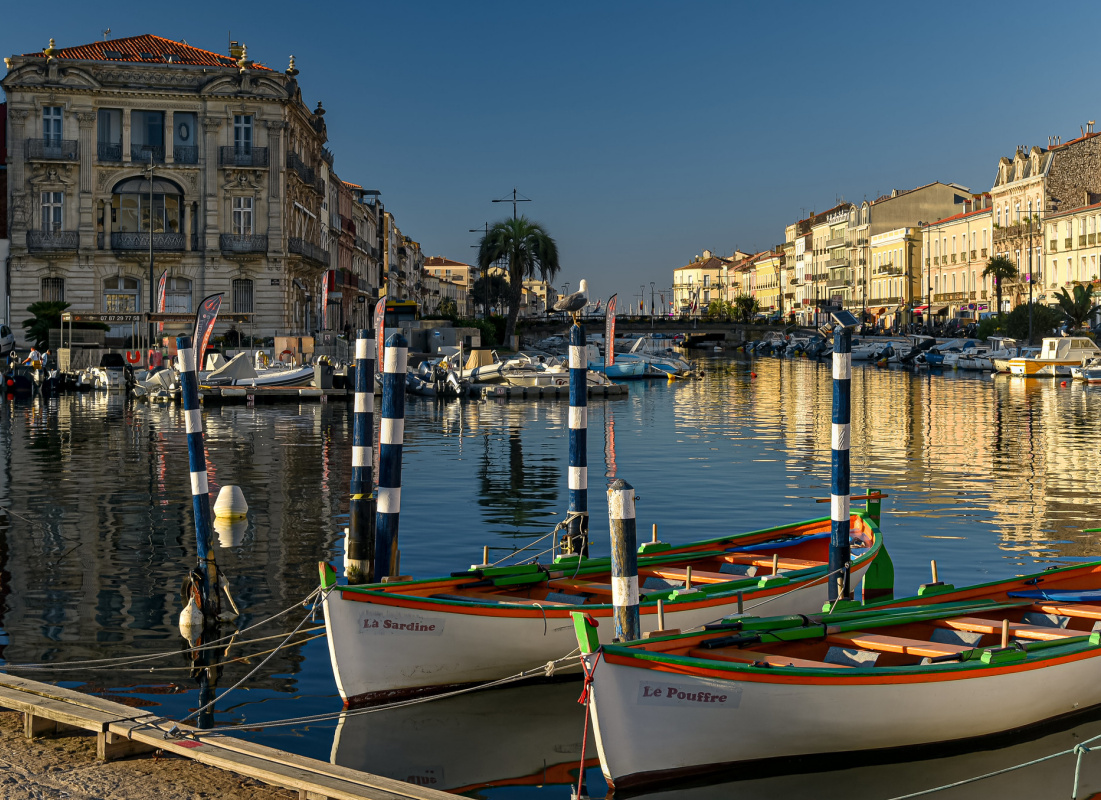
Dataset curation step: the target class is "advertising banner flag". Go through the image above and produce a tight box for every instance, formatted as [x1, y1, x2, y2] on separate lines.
[193, 293, 224, 371]
[604, 294, 617, 368]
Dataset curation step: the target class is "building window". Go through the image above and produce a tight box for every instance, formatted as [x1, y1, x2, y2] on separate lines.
[111, 176, 182, 233]
[131, 111, 165, 162]
[40, 192, 63, 232]
[43, 106, 63, 143]
[233, 115, 253, 154]
[97, 109, 122, 160]
[41, 277, 64, 302]
[104, 276, 141, 313]
[232, 279, 254, 313]
[165, 276, 193, 313]
[232, 197, 253, 235]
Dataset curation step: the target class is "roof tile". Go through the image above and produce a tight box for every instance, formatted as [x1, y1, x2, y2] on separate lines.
[21, 34, 272, 70]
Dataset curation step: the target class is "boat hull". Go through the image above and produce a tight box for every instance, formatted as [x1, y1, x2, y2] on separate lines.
[1007, 358, 1081, 377]
[322, 557, 872, 705]
[587, 647, 1101, 791]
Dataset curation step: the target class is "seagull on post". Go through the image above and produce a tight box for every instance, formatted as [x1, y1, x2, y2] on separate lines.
[554, 279, 589, 323]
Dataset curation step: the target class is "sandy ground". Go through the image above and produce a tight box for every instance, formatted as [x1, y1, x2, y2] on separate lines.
[0, 711, 296, 800]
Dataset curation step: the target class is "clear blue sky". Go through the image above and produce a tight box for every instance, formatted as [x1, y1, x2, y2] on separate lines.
[6, 1, 1101, 307]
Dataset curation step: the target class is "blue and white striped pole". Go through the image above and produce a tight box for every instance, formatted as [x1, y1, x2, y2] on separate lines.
[346, 329, 375, 582]
[373, 332, 407, 582]
[566, 323, 589, 556]
[829, 325, 852, 603]
[608, 479, 640, 641]
[177, 334, 220, 618]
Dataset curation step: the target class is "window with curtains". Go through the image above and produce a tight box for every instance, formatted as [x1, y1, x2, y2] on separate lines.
[40, 192, 63, 231]
[43, 106, 62, 143]
[232, 197, 253, 235]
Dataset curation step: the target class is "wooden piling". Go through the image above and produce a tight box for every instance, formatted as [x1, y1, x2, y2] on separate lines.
[608, 478, 640, 641]
[566, 324, 589, 555]
[373, 333, 407, 582]
[346, 330, 375, 582]
[829, 324, 853, 603]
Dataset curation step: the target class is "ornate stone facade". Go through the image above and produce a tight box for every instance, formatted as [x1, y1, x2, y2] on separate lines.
[2, 35, 381, 341]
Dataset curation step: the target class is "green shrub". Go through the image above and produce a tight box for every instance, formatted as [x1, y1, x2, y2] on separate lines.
[977, 318, 1005, 340]
[1004, 303, 1065, 340]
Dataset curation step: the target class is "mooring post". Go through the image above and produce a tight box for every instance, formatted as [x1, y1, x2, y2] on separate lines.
[829, 324, 853, 603]
[346, 329, 375, 582]
[373, 332, 407, 582]
[608, 478, 640, 642]
[566, 323, 589, 555]
[177, 334, 220, 619]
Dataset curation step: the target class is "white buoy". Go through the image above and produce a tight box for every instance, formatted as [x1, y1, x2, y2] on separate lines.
[179, 594, 203, 645]
[214, 517, 247, 548]
[214, 485, 248, 519]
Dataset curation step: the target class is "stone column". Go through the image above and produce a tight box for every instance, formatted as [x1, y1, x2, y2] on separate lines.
[9, 109, 28, 200]
[165, 110, 175, 164]
[202, 117, 222, 253]
[122, 109, 132, 163]
[77, 112, 95, 193]
[266, 120, 284, 200]
[184, 203, 192, 252]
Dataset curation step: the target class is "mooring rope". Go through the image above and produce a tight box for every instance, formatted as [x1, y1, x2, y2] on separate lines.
[0, 588, 322, 672]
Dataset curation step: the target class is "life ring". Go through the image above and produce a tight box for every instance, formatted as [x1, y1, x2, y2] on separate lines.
[279, 349, 296, 366]
[125, 350, 142, 364]
[554, 378, 567, 386]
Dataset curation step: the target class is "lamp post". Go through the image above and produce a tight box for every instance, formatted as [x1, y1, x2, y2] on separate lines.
[144, 151, 156, 353]
[650, 281, 656, 329]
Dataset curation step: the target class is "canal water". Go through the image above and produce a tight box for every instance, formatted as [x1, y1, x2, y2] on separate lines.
[3, 354, 1101, 797]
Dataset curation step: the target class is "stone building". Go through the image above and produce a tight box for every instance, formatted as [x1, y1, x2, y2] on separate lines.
[424, 256, 475, 316]
[920, 195, 993, 318]
[1043, 200, 1101, 302]
[866, 227, 922, 327]
[672, 251, 728, 317]
[2, 34, 386, 342]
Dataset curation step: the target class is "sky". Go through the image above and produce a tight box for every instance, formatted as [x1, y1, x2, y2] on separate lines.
[6, 1, 1101, 308]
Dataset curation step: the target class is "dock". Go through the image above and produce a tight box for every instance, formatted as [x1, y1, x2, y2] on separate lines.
[197, 386, 349, 404]
[0, 672, 452, 800]
[474, 382, 628, 399]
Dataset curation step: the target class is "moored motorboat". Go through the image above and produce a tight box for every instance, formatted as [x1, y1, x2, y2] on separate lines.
[576, 560, 1101, 792]
[1071, 356, 1101, 383]
[1006, 336, 1101, 377]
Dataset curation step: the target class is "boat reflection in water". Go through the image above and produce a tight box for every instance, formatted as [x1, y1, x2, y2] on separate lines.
[633, 710, 1101, 800]
[330, 680, 597, 795]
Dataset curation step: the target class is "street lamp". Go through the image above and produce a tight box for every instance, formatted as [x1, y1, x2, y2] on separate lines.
[143, 150, 156, 353]
[650, 281, 656, 329]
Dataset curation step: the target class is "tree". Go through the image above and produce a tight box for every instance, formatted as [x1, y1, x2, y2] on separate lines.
[731, 294, 760, 323]
[982, 255, 1018, 317]
[705, 299, 732, 321]
[22, 301, 70, 349]
[437, 297, 458, 319]
[1004, 302, 1065, 340]
[470, 274, 512, 317]
[1054, 284, 1098, 330]
[477, 217, 560, 341]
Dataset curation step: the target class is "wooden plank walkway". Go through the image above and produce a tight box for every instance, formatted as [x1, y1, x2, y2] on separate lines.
[198, 386, 349, 405]
[475, 382, 628, 399]
[0, 673, 452, 800]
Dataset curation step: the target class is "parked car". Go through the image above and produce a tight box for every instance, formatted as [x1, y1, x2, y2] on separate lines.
[0, 326, 14, 358]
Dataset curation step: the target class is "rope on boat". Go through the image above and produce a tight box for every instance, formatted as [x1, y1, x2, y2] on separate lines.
[189, 648, 583, 735]
[0, 589, 323, 672]
[884, 729, 1101, 800]
[739, 565, 846, 614]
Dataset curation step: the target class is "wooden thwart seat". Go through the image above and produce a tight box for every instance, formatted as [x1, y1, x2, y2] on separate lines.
[827, 632, 972, 659]
[935, 616, 1080, 642]
[548, 579, 615, 597]
[688, 647, 847, 669]
[1032, 603, 1101, 622]
[721, 554, 825, 570]
[644, 568, 733, 585]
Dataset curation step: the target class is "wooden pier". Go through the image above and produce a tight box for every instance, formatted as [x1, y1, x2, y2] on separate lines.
[0, 672, 452, 800]
[475, 382, 628, 399]
[198, 386, 349, 404]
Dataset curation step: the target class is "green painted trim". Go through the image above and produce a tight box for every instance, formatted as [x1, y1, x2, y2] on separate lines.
[638, 541, 673, 555]
[918, 583, 956, 597]
[980, 647, 1027, 665]
[571, 612, 600, 654]
[861, 536, 894, 601]
[319, 561, 337, 590]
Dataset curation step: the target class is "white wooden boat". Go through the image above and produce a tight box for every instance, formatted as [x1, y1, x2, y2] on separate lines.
[1071, 356, 1101, 383]
[1006, 336, 1101, 377]
[576, 560, 1101, 791]
[320, 511, 890, 705]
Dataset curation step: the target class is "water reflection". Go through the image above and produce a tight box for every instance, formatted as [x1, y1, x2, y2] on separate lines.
[2, 360, 1101, 795]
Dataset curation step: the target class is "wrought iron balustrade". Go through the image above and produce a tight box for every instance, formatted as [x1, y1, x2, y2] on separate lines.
[110, 231, 185, 251]
[220, 234, 268, 253]
[174, 145, 199, 165]
[27, 230, 79, 252]
[131, 144, 165, 163]
[97, 142, 122, 162]
[26, 138, 79, 160]
[288, 236, 330, 267]
[219, 146, 268, 167]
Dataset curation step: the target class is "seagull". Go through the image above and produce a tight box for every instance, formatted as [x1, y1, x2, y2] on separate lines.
[554, 279, 589, 323]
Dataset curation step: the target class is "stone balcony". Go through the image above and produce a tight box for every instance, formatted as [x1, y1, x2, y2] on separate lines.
[220, 234, 268, 256]
[110, 231, 185, 251]
[26, 138, 79, 161]
[288, 236, 330, 268]
[219, 146, 269, 168]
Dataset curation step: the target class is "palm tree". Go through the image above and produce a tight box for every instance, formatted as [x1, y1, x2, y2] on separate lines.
[1054, 284, 1098, 330]
[477, 217, 560, 342]
[732, 294, 760, 323]
[982, 255, 1018, 317]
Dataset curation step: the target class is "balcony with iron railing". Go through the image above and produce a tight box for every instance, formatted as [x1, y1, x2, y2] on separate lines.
[286, 152, 324, 193]
[97, 142, 123, 162]
[971, 250, 977, 260]
[826, 277, 853, 289]
[27, 230, 79, 252]
[26, 138, 79, 161]
[131, 144, 165, 163]
[933, 292, 968, 302]
[219, 146, 268, 167]
[1066, 237, 1073, 249]
[874, 265, 904, 275]
[220, 234, 268, 254]
[174, 145, 199, 165]
[825, 235, 846, 249]
[1091, 234, 1098, 246]
[288, 236, 330, 267]
[981, 248, 988, 257]
[825, 256, 849, 268]
[110, 231, 185, 251]
[1081, 235, 1088, 247]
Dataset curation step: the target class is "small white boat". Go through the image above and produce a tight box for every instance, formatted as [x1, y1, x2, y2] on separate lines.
[202, 352, 316, 387]
[616, 337, 691, 376]
[1071, 356, 1101, 383]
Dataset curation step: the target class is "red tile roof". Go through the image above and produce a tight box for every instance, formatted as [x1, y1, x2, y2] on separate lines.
[22, 35, 272, 70]
[923, 205, 993, 228]
[425, 256, 472, 267]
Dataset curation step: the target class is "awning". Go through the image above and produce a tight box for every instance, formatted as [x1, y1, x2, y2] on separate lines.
[930, 305, 949, 315]
[912, 304, 929, 313]
[874, 306, 887, 315]
[893, 305, 907, 313]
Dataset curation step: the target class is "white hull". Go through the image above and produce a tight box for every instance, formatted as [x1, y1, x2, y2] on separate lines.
[322, 561, 870, 704]
[586, 650, 1101, 789]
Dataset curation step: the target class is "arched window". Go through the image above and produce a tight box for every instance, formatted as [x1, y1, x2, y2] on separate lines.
[110, 176, 183, 235]
[165, 276, 192, 313]
[104, 276, 141, 313]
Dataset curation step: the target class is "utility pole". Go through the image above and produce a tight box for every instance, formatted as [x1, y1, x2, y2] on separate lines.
[492, 188, 530, 220]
